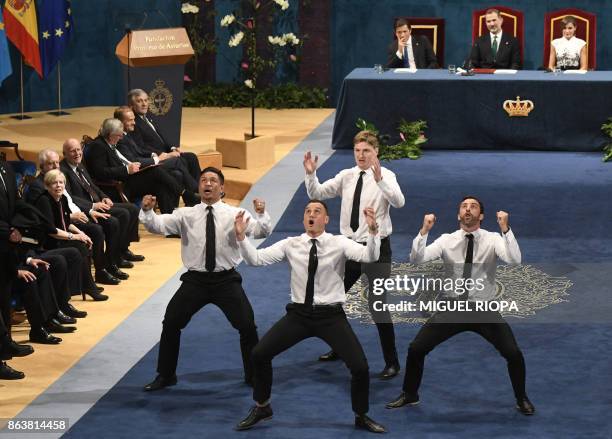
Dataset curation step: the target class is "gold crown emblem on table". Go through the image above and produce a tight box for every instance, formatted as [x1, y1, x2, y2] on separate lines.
[503, 96, 534, 117]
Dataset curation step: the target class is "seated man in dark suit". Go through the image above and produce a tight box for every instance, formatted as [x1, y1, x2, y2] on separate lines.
[61, 138, 144, 266]
[84, 118, 182, 214]
[127, 89, 201, 183]
[113, 106, 199, 207]
[469, 8, 521, 70]
[27, 149, 123, 285]
[387, 18, 438, 69]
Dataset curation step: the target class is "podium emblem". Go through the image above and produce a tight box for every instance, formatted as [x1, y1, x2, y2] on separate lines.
[149, 79, 173, 116]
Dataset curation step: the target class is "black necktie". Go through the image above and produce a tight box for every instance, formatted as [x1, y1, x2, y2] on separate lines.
[205, 206, 216, 272]
[462, 234, 474, 279]
[350, 171, 365, 232]
[304, 239, 318, 306]
[76, 167, 99, 202]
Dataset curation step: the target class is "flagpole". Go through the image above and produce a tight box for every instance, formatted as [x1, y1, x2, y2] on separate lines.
[48, 61, 70, 116]
[10, 56, 32, 120]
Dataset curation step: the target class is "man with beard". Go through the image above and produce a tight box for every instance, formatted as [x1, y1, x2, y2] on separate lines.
[386, 196, 535, 415]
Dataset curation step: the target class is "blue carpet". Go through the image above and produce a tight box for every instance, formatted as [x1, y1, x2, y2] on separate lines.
[64, 151, 612, 439]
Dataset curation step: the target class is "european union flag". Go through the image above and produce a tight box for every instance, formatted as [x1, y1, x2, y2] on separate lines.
[39, 0, 73, 78]
[0, 9, 12, 84]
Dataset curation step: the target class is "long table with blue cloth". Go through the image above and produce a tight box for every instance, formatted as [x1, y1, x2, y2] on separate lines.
[331, 68, 612, 151]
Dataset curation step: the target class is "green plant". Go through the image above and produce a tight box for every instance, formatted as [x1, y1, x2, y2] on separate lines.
[355, 118, 427, 160]
[183, 82, 328, 108]
[601, 117, 612, 162]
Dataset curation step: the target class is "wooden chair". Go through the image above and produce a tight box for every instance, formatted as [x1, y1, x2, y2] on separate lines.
[402, 17, 446, 67]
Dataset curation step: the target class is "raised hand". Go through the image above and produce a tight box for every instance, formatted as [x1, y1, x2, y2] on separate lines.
[142, 195, 157, 211]
[363, 207, 379, 234]
[234, 210, 250, 241]
[303, 151, 318, 175]
[371, 157, 382, 182]
[420, 213, 436, 236]
[496, 210, 509, 233]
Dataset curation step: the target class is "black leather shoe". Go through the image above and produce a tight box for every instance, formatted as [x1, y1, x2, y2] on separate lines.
[95, 269, 121, 285]
[45, 319, 76, 333]
[385, 392, 420, 409]
[8, 340, 34, 357]
[166, 234, 181, 239]
[123, 250, 145, 262]
[62, 303, 87, 318]
[235, 405, 273, 431]
[108, 265, 129, 280]
[30, 328, 62, 344]
[318, 350, 339, 361]
[355, 414, 387, 433]
[379, 363, 400, 380]
[95, 285, 105, 293]
[0, 362, 25, 380]
[56, 310, 77, 325]
[117, 258, 134, 269]
[143, 374, 177, 391]
[516, 397, 535, 415]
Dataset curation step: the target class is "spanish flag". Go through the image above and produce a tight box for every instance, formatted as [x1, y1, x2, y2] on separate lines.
[2, 0, 41, 77]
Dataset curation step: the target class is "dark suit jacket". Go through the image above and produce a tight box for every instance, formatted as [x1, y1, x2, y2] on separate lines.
[133, 114, 171, 154]
[387, 35, 439, 69]
[60, 159, 108, 212]
[469, 33, 521, 70]
[117, 133, 156, 168]
[84, 136, 131, 183]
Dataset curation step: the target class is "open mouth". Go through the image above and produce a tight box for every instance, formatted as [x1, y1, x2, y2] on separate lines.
[308, 219, 314, 226]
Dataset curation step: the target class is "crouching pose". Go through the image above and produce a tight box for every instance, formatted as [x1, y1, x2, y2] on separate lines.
[234, 200, 387, 433]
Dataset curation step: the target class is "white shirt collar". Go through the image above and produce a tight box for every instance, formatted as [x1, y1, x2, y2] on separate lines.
[300, 231, 329, 244]
[490, 31, 502, 42]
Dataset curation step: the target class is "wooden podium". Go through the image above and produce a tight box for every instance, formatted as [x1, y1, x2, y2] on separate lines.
[115, 28, 194, 147]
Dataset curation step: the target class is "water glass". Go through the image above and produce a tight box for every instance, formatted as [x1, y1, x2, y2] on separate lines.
[448, 64, 456, 74]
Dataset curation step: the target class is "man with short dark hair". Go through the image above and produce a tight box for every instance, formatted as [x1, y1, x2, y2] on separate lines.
[303, 130, 405, 379]
[469, 9, 521, 69]
[387, 18, 438, 69]
[140, 167, 271, 392]
[234, 200, 386, 433]
[386, 196, 535, 416]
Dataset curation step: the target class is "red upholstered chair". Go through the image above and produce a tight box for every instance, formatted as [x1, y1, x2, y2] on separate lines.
[543, 9, 596, 70]
[404, 17, 446, 67]
[472, 6, 524, 65]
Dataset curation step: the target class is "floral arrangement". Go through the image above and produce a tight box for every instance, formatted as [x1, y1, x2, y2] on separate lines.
[220, 0, 302, 137]
[181, 2, 217, 82]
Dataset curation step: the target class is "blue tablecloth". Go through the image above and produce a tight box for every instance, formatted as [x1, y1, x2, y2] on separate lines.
[331, 68, 612, 151]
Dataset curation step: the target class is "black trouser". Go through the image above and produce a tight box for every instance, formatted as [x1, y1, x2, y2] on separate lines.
[157, 269, 259, 380]
[344, 236, 398, 367]
[78, 222, 106, 271]
[161, 156, 199, 193]
[109, 202, 140, 245]
[252, 303, 370, 415]
[39, 247, 82, 298]
[54, 241, 96, 292]
[125, 166, 181, 214]
[94, 214, 122, 266]
[179, 152, 201, 183]
[402, 310, 527, 400]
[0, 250, 17, 334]
[17, 264, 59, 329]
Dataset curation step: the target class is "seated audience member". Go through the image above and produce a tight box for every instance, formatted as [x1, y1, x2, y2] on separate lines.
[114, 107, 200, 207]
[61, 138, 144, 268]
[387, 18, 438, 69]
[85, 118, 182, 214]
[15, 256, 74, 343]
[127, 89, 201, 181]
[469, 8, 521, 70]
[34, 169, 108, 302]
[548, 16, 587, 71]
[28, 150, 122, 286]
[0, 161, 34, 379]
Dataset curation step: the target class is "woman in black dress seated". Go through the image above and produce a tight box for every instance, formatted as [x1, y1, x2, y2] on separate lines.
[34, 169, 108, 301]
